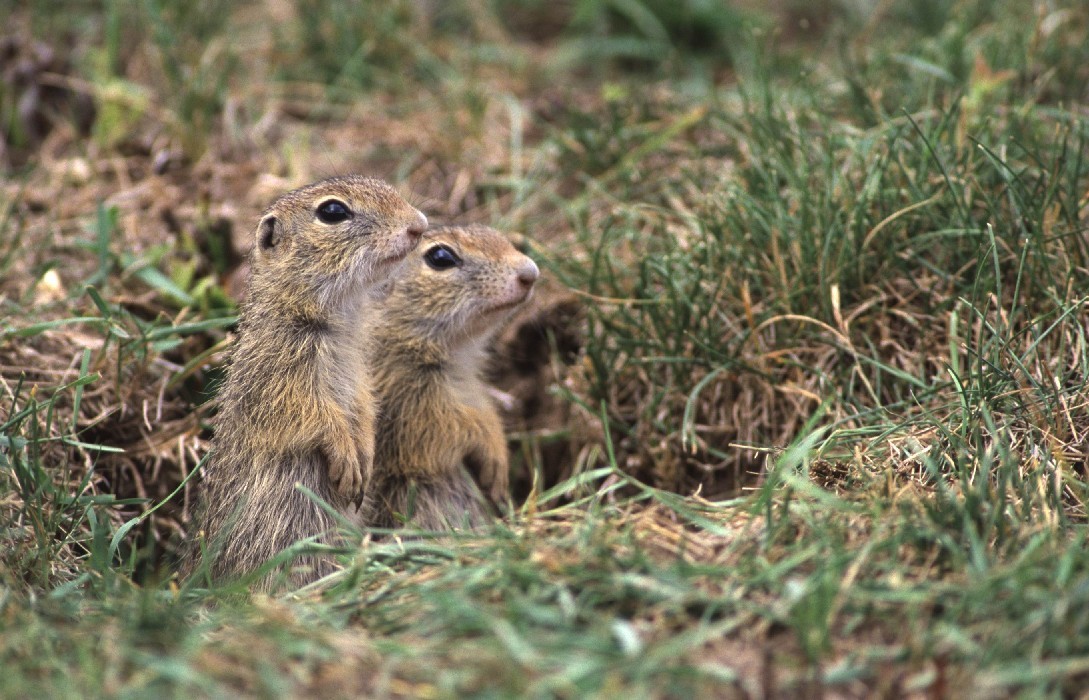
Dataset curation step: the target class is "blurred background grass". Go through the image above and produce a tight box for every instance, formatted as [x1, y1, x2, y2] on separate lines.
[2, 0, 1089, 696]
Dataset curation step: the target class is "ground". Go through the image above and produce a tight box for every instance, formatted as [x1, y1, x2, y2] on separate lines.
[2, 1, 1089, 697]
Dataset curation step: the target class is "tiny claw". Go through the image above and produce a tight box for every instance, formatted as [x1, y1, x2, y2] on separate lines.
[337, 470, 360, 498]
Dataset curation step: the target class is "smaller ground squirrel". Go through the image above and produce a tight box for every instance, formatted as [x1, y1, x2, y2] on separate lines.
[187, 175, 427, 588]
[363, 224, 539, 530]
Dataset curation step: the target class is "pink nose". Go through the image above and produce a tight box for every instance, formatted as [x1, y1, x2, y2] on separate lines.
[517, 259, 539, 288]
[407, 211, 428, 240]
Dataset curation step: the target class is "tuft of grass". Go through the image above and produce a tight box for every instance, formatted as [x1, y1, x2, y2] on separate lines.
[141, 0, 238, 155]
[565, 0, 752, 74]
[273, 0, 440, 97]
[549, 45, 1089, 491]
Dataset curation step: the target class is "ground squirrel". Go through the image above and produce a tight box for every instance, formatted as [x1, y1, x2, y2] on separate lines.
[362, 224, 539, 530]
[188, 175, 427, 587]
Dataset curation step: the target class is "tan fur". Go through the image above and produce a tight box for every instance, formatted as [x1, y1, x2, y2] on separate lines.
[362, 225, 539, 530]
[186, 175, 427, 589]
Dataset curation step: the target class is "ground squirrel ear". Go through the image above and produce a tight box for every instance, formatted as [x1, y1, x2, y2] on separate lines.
[257, 215, 281, 251]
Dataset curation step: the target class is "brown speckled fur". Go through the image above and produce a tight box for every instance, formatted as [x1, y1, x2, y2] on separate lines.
[362, 225, 539, 530]
[186, 175, 427, 589]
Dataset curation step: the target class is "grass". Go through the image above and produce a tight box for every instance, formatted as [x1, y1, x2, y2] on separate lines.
[2, 0, 1089, 696]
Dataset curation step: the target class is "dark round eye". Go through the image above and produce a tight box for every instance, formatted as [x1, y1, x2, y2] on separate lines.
[423, 245, 461, 270]
[315, 199, 352, 224]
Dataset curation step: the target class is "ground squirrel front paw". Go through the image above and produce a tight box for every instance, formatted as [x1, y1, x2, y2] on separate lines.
[485, 461, 509, 504]
[326, 443, 370, 501]
[469, 453, 509, 505]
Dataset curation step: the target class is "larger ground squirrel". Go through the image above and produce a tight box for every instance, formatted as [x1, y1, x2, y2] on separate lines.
[188, 175, 427, 588]
[363, 224, 539, 530]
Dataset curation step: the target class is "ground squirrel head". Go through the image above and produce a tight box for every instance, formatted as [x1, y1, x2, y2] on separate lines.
[250, 175, 428, 311]
[381, 224, 539, 346]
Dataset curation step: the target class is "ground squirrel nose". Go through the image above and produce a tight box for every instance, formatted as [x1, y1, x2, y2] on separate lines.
[407, 212, 428, 239]
[518, 259, 540, 288]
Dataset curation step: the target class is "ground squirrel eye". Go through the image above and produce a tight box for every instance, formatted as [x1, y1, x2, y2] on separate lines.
[423, 245, 461, 270]
[315, 199, 352, 224]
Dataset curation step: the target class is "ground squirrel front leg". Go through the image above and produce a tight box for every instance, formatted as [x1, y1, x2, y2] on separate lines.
[464, 405, 510, 504]
[321, 408, 373, 502]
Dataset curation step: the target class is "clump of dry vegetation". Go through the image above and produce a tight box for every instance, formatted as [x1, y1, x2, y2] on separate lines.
[2, 0, 1089, 696]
